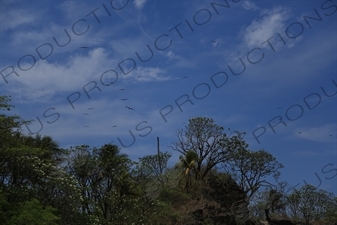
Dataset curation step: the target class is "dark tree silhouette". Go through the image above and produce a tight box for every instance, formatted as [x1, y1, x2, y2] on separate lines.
[265, 209, 295, 225]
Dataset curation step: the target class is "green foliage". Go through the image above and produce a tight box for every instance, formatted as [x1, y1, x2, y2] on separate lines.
[8, 198, 59, 225]
[0, 96, 30, 149]
[177, 150, 200, 193]
[139, 151, 172, 176]
[158, 188, 190, 206]
[0, 190, 11, 223]
[4, 96, 334, 225]
[0, 96, 13, 111]
[223, 148, 284, 199]
[287, 184, 337, 224]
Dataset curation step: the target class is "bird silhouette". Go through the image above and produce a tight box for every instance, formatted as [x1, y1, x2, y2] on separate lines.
[125, 106, 135, 110]
[83, 113, 90, 116]
[84, 125, 89, 128]
[182, 76, 188, 79]
[298, 132, 302, 134]
[80, 46, 89, 49]
[112, 125, 117, 128]
[120, 88, 126, 91]
[211, 40, 217, 43]
[121, 98, 128, 101]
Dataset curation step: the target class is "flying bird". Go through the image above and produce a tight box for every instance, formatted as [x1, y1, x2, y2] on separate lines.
[125, 106, 135, 110]
[80, 46, 89, 49]
[298, 132, 302, 134]
[182, 76, 188, 79]
[84, 126, 89, 128]
[211, 40, 217, 43]
[112, 125, 117, 128]
[137, 76, 142, 78]
[120, 88, 126, 91]
[83, 113, 90, 116]
[87, 108, 94, 110]
[121, 98, 128, 101]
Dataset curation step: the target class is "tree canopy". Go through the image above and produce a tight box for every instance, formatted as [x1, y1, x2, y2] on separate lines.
[1, 97, 336, 225]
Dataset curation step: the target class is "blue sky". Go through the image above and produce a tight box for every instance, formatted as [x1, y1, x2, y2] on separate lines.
[1, 0, 336, 195]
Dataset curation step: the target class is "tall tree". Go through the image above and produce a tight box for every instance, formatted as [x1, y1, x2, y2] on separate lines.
[222, 148, 283, 199]
[171, 117, 247, 179]
[0, 95, 85, 225]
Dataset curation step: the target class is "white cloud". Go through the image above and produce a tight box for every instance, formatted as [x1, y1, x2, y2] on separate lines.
[242, 1, 260, 11]
[295, 123, 336, 142]
[243, 7, 291, 49]
[0, 8, 39, 31]
[128, 66, 171, 82]
[165, 51, 196, 68]
[167, 51, 179, 61]
[134, 0, 147, 10]
[6, 48, 112, 101]
[5, 47, 174, 102]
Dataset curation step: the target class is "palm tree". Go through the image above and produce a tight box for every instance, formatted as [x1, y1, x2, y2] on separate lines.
[178, 150, 200, 193]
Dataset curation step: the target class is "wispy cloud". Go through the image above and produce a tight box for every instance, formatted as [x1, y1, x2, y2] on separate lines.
[5, 48, 112, 101]
[242, 7, 291, 49]
[295, 123, 336, 143]
[127, 67, 170, 82]
[242, 1, 260, 11]
[0, 7, 40, 31]
[4, 46, 174, 102]
[165, 51, 196, 68]
[134, 0, 147, 10]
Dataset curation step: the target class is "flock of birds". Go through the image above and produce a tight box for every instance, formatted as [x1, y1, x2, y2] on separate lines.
[78, 45, 333, 144]
[79, 47, 138, 129]
[79, 45, 190, 129]
[82, 88, 134, 129]
[78, 45, 193, 144]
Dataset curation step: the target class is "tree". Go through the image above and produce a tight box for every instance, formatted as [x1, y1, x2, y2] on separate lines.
[8, 198, 59, 225]
[324, 195, 337, 224]
[287, 184, 337, 224]
[266, 189, 287, 214]
[222, 148, 283, 199]
[171, 117, 247, 179]
[137, 151, 172, 187]
[0, 95, 30, 149]
[0, 95, 85, 225]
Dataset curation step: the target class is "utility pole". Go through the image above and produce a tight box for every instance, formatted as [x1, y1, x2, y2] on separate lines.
[157, 137, 162, 174]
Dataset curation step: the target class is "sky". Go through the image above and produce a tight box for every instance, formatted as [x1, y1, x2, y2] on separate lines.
[0, 0, 336, 195]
